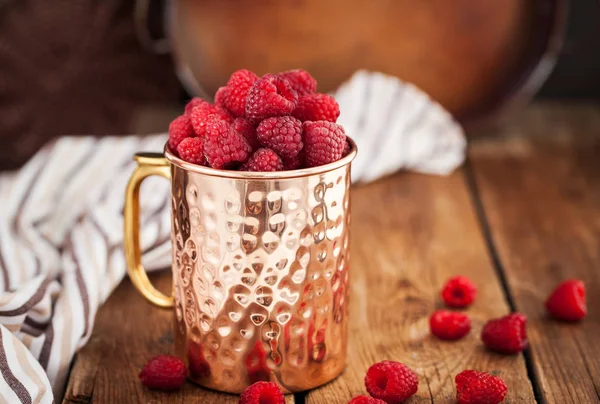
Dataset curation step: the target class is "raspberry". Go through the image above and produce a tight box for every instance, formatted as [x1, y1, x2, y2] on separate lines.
[349, 396, 386, 404]
[343, 140, 351, 156]
[441, 276, 477, 308]
[481, 313, 528, 354]
[177, 137, 206, 166]
[168, 115, 194, 151]
[233, 117, 260, 150]
[223, 69, 258, 117]
[239, 382, 285, 404]
[545, 279, 587, 321]
[214, 86, 228, 108]
[242, 148, 284, 172]
[365, 360, 418, 404]
[256, 116, 303, 158]
[429, 310, 471, 340]
[302, 121, 346, 167]
[184, 97, 206, 116]
[245, 74, 298, 122]
[293, 93, 340, 122]
[282, 151, 304, 170]
[138, 355, 186, 391]
[455, 370, 507, 404]
[278, 69, 317, 95]
[190, 102, 233, 137]
[204, 116, 252, 169]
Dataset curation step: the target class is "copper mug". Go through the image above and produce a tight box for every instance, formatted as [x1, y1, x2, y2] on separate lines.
[123, 140, 356, 393]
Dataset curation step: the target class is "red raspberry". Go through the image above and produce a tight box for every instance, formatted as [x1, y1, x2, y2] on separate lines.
[349, 396, 386, 404]
[455, 370, 507, 404]
[168, 115, 194, 151]
[481, 313, 528, 354]
[204, 116, 252, 169]
[223, 69, 258, 117]
[245, 74, 298, 122]
[190, 102, 233, 137]
[184, 97, 206, 116]
[365, 360, 418, 404]
[545, 279, 587, 321]
[429, 310, 471, 340]
[256, 116, 303, 158]
[233, 117, 260, 150]
[138, 355, 186, 391]
[278, 69, 317, 95]
[214, 86, 228, 108]
[282, 151, 304, 170]
[441, 276, 477, 308]
[242, 148, 284, 172]
[343, 140, 351, 156]
[293, 93, 340, 122]
[302, 121, 346, 167]
[177, 137, 206, 166]
[239, 382, 284, 404]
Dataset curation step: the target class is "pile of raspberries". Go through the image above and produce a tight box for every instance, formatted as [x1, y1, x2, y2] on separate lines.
[168, 69, 349, 172]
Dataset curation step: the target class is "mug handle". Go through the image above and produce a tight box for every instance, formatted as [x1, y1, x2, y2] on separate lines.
[124, 152, 174, 308]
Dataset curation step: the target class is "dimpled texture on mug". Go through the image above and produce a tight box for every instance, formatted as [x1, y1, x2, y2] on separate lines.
[170, 166, 351, 393]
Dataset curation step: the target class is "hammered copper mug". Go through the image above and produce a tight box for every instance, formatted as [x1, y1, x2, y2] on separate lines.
[124, 140, 356, 393]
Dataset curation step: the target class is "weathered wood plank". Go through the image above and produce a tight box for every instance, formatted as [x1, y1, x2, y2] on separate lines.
[469, 103, 600, 403]
[63, 272, 249, 403]
[307, 172, 535, 403]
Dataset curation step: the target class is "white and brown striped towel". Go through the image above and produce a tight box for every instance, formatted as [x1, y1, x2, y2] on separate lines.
[0, 73, 466, 403]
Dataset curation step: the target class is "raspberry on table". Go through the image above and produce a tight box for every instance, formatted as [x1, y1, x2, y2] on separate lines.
[302, 121, 346, 167]
[245, 74, 298, 123]
[441, 276, 477, 308]
[365, 360, 418, 404]
[293, 93, 340, 122]
[481, 313, 528, 354]
[429, 310, 471, 340]
[177, 137, 206, 166]
[223, 69, 258, 117]
[214, 86, 228, 108]
[190, 102, 233, 137]
[239, 381, 285, 404]
[242, 148, 284, 172]
[256, 116, 303, 158]
[545, 279, 587, 321]
[455, 370, 507, 404]
[348, 396, 387, 404]
[233, 117, 260, 150]
[184, 97, 206, 116]
[204, 116, 252, 169]
[168, 115, 194, 151]
[278, 69, 317, 95]
[138, 355, 187, 391]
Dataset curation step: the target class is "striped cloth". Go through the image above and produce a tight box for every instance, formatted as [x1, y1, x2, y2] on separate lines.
[0, 135, 172, 403]
[0, 74, 465, 403]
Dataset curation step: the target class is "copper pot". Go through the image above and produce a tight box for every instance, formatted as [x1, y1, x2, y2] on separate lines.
[160, 0, 565, 124]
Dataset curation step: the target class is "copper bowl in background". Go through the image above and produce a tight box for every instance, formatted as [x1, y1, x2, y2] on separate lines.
[163, 0, 566, 126]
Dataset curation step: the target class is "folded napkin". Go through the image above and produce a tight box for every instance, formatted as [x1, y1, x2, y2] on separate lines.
[0, 73, 465, 402]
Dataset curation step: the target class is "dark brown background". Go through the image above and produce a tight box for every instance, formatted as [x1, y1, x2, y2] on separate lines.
[0, 0, 598, 172]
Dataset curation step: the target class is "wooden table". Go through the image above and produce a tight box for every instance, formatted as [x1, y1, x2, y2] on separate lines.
[63, 103, 600, 403]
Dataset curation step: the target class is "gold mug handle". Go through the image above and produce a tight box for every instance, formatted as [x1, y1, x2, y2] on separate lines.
[124, 152, 174, 308]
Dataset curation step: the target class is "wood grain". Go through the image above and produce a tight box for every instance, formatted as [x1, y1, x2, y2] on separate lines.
[469, 103, 600, 403]
[306, 172, 535, 403]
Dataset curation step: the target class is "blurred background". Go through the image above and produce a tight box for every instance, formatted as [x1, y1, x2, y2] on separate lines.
[0, 0, 598, 172]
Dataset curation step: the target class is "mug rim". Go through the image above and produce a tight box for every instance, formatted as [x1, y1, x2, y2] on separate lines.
[164, 137, 357, 179]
